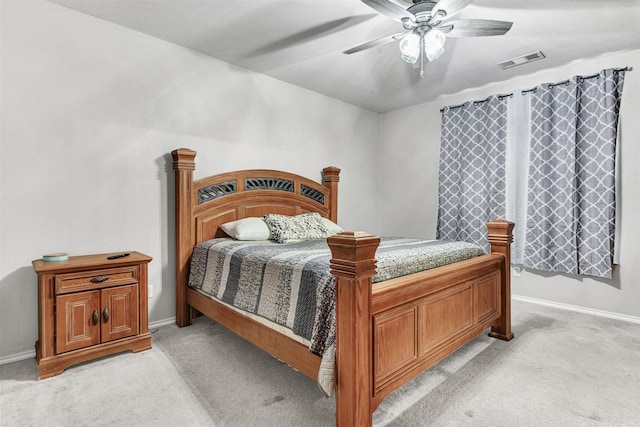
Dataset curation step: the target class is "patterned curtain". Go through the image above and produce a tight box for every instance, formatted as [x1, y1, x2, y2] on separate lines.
[437, 68, 625, 278]
[524, 68, 625, 278]
[436, 96, 508, 252]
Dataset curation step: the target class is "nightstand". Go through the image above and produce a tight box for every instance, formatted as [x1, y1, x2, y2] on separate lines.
[32, 251, 152, 379]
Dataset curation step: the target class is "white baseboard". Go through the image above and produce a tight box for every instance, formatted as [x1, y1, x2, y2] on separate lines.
[148, 317, 176, 330]
[0, 317, 177, 366]
[3, 303, 636, 366]
[0, 349, 36, 366]
[513, 295, 640, 324]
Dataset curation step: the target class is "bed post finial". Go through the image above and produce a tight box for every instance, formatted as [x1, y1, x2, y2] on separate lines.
[328, 231, 379, 427]
[322, 166, 340, 223]
[172, 148, 196, 171]
[172, 148, 196, 327]
[487, 220, 515, 341]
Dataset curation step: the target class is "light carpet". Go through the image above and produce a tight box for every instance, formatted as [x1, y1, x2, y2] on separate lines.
[1, 300, 639, 426]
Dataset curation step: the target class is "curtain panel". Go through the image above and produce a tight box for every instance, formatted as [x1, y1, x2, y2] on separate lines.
[436, 96, 508, 253]
[437, 68, 625, 279]
[524, 68, 625, 278]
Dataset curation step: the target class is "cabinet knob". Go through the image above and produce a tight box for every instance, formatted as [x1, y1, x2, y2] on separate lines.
[91, 276, 109, 283]
[103, 307, 109, 323]
[92, 310, 99, 325]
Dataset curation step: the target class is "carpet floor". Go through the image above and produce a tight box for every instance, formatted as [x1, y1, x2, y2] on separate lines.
[1, 300, 639, 426]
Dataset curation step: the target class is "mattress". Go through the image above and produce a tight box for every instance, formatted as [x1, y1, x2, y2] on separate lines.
[188, 237, 484, 394]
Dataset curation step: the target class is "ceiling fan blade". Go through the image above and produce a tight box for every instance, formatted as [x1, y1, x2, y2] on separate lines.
[431, 0, 474, 20]
[248, 14, 378, 57]
[361, 0, 414, 22]
[343, 32, 408, 55]
[440, 19, 513, 37]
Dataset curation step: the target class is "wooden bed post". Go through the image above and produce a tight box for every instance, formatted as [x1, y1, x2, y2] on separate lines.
[172, 148, 196, 327]
[327, 231, 380, 427]
[322, 167, 340, 223]
[487, 220, 515, 341]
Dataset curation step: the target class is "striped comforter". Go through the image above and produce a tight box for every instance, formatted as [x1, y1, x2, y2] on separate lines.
[188, 237, 485, 359]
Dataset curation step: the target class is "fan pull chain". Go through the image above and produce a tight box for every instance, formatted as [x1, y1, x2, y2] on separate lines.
[420, 37, 425, 78]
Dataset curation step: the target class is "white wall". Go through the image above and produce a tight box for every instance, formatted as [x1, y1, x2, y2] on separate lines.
[380, 49, 640, 319]
[0, 1, 380, 359]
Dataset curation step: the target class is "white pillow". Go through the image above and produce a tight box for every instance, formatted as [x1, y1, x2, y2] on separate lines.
[321, 217, 344, 235]
[220, 217, 271, 241]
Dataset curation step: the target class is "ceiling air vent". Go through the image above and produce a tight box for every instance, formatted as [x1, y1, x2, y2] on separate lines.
[498, 51, 545, 69]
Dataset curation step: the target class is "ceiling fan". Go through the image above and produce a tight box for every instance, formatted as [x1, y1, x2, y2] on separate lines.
[344, 0, 513, 77]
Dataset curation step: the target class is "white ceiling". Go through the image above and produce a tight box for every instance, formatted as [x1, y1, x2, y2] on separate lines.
[49, 0, 640, 113]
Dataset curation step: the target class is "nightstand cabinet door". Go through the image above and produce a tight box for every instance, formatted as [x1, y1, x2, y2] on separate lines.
[56, 290, 101, 354]
[101, 284, 139, 342]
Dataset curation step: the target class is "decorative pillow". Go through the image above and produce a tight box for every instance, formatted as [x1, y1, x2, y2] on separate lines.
[263, 212, 330, 243]
[321, 217, 344, 235]
[220, 217, 271, 241]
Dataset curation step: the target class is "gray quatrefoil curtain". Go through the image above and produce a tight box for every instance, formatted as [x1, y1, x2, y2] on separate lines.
[436, 95, 508, 253]
[437, 68, 626, 279]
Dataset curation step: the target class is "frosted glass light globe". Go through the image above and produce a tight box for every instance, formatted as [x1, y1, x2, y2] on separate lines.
[399, 33, 421, 64]
[424, 29, 446, 61]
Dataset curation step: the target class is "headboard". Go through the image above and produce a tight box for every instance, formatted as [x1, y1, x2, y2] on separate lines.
[171, 148, 340, 325]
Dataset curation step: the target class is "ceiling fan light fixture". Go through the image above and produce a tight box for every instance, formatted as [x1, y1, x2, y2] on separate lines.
[424, 28, 446, 61]
[399, 32, 421, 64]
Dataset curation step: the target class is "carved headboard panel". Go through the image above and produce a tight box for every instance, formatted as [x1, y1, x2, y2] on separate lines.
[191, 168, 339, 242]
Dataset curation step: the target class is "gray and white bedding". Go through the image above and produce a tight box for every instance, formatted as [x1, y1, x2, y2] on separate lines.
[188, 237, 484, 360]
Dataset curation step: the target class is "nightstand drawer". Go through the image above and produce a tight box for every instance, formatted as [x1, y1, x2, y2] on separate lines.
[55, 266, 139, 294]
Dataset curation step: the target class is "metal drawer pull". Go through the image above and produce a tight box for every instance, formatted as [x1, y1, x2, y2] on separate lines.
[103, 307, 109, 323]
[92, 310, 99, 325]
[91, 276, 109, 283]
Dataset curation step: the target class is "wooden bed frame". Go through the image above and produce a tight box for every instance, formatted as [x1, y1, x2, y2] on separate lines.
[172, 148, 514, 426]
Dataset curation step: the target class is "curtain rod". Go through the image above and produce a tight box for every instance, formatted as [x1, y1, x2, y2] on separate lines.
[519, 66, 631, 96]
[443, 93, 512, 112]
[440, 66, 631, 112]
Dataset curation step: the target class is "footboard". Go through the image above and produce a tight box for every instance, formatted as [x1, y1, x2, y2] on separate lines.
[327, 220, 514, 427]
[370, 254, 503, 405]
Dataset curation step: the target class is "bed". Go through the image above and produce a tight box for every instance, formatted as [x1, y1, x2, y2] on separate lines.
[172, 148, 514, 426]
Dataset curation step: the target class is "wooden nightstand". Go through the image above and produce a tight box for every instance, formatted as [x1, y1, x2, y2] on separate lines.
[32, 251, 153, 379]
